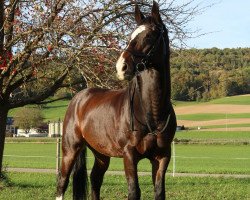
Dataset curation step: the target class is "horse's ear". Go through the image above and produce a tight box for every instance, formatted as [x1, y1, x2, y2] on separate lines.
[135, 3, 145, 25]
[151, 1, 162, 24]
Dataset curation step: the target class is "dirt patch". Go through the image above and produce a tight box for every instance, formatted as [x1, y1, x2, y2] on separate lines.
[175, 104, 250, 115]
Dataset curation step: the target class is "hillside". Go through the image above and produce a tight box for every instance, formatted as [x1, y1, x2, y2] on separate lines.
[171, 48, 250, 101]
[9, 94, 250, 132]
[175, 94, 250, 131]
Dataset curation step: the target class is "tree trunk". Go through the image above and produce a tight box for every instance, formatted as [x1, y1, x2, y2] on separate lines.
[0, 107, 8, 175]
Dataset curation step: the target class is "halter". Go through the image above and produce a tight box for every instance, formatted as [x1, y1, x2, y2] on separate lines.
[124, 25, 166, 74]
[127, 25, 171, 135]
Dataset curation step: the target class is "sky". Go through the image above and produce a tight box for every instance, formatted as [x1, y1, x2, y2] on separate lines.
[182, 0, 250, 49]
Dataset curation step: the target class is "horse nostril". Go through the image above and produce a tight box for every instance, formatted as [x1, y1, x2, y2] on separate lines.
[122, 64, 128, 71]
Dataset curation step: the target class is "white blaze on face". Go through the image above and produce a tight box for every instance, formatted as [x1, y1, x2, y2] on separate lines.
[56, 196, 63, 200]
[116, 52, 126, 80]
[130, 25, 147, 41]
[116, 25, 147, 80]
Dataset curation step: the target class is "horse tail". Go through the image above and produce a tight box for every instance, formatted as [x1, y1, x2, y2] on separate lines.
[72, 146, 88, 200]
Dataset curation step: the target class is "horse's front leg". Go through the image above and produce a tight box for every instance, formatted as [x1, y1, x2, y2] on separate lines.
[151, 154, 171, 200]
[123, 146, 141, 200]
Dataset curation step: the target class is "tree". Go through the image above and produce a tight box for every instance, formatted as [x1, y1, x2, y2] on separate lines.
[0, 0, 203, 174]
[13, 107, 44, 134]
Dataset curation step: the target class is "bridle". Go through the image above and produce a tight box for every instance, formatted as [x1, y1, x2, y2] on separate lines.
[126, 24, 171, 135]
[124, 25, 166, 74]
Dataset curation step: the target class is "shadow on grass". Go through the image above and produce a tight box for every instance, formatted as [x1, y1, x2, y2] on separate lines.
[44, 105, 67, 109]
[0, 172, 13, 188]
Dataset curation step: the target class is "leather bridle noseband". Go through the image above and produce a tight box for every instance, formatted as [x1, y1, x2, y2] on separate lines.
[126, 25, 171, 135]
[124, 25, 166, 74]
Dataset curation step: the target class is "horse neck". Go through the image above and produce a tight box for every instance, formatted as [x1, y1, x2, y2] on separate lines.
[135, 63, 170, 123]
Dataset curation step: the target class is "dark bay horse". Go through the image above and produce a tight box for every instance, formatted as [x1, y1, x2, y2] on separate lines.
[56, 2, 176, 200]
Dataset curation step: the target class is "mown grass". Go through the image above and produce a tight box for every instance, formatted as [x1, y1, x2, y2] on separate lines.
[175, 131, 250, 140]
[188, 123, 250, 130]
[177, 113, 250, 121]
[41, 100, 69, 121]
[0, 172, 249, 200]
[8, 100, 69, 121]
[173, 144, 250, 174]
[210, 95, 250, 105]
[3, 139, 250, 174]
[8, 95, 250, 122]
[174, 94, 250, 107]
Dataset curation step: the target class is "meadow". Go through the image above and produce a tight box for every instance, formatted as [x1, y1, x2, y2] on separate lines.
[174, 95, 250, 106]
[4, 95, 250, 175]
[2, 95, 250, 199]
[3, 137, 250, 174]
[0, 172, 249, 200]
[177, 113, 250, 121]
[7, 95, 250, 121]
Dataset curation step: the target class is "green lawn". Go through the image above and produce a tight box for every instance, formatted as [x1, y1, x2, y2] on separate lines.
[174, 95, 250, 107]
[8, 100, 69, 121]
[210, 95, 250, 105]
[7, 95, 250, 121]
[0, 172, 249, 200]
[3, 139, 250, 174]
[189, 123, 250, 129]
[41, 100, 69, 121]
[177, 113, 250, 121]
[173, 144, 250, 174]
[175, 131, 250, 140]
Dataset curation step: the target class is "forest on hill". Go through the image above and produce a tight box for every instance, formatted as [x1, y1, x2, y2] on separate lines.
[170, 48, 250, 101]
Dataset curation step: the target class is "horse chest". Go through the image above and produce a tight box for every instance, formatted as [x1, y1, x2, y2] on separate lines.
[133, 133, 167, 155]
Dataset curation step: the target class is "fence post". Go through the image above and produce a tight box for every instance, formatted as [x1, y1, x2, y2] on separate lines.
[172, 140, 176, 177]
[56, 138, 61, 174]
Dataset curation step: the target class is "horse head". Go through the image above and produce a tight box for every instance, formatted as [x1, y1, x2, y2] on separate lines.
[116, 1, 170, 81]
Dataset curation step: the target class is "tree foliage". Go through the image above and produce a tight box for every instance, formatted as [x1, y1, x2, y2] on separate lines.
[13, 107, 44, 134]
[171, 48, 250, 101]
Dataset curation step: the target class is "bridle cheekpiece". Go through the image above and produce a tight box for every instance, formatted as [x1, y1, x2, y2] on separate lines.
[125, 25, 165, 75]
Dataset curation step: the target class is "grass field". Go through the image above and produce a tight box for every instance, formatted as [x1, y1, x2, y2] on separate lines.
[190, 123, 250, 129]
[3, 138, 250, 174]
[210, 94, 250, 105]
[7, 94, 250, 121]
[173, 95, 250, 131]
[0, 172, 249, 200]
[8, 100, 69, 121]
[177, 113, 250, 121]
[3, 95, 250, 199]
[174, 94, 250, 107]
[175, 131, 250, 140]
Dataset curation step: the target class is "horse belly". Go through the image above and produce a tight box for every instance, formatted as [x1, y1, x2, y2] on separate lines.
[84, 132, 124, 157]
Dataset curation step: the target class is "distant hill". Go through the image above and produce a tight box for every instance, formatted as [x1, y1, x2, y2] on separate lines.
[171, 48, 250, 101]
[8, 95, 250, 132]
[175, 94, 250, 131]
[9, 100, 69, 122]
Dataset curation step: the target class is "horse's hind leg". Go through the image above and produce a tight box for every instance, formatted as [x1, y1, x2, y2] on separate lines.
[56, 137, 83, 200]
[90, 151, 110, 200]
